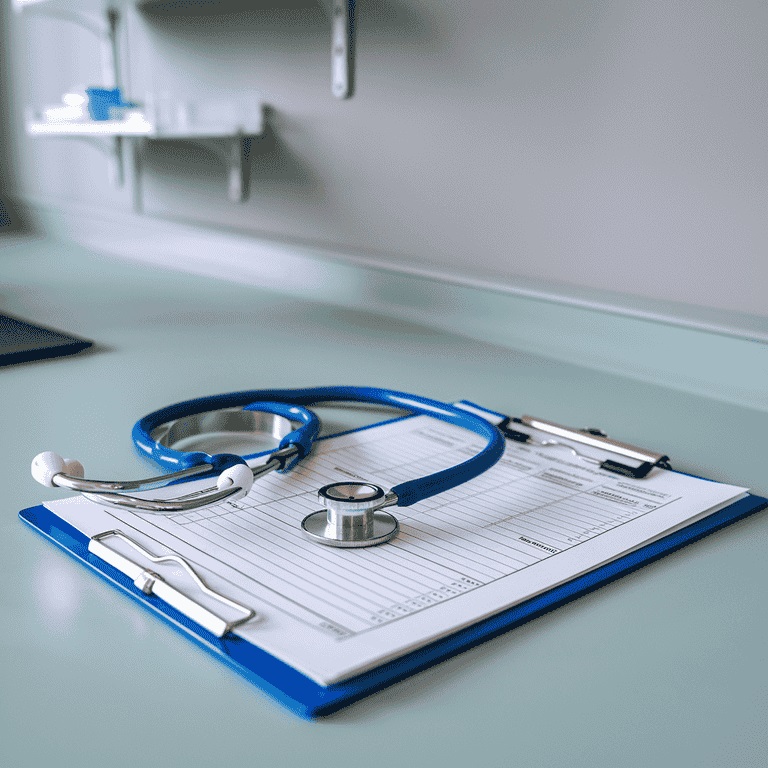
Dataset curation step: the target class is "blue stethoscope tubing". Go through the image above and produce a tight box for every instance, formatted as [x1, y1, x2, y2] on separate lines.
[133, 386, 505, 508]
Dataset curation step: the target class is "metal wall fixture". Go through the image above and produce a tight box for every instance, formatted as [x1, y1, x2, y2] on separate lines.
[331, 0, 355, 99]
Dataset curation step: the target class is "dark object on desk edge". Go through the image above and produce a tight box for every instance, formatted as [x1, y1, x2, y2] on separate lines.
[0, 313, 92, 366]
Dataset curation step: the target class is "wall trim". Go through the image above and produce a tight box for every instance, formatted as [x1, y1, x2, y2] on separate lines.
[8, 193, 768, 412]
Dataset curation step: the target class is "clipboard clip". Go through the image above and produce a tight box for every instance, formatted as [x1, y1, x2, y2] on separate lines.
[498, 415, 671, 479]
[88, 530, 256, 638]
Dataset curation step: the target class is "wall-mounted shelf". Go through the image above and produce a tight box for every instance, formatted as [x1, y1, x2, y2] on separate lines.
[26, 103, 264, 203]
[16, 0, 353, 205]
[27, 116, 152, 136]
[27, 109, 264, 138]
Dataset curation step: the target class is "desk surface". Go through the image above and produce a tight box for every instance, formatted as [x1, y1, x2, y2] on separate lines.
[2, 234, 766, 768]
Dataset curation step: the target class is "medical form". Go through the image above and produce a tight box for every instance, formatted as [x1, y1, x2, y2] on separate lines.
[43, 415, 747, 685]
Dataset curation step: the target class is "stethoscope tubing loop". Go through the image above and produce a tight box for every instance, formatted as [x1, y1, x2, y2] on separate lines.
[34, 387, 506, 523]
[133, 386, 506, 508]
[134, 396, 322, 474]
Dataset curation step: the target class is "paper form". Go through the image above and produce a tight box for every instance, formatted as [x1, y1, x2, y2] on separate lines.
[46, 414, 747, 685]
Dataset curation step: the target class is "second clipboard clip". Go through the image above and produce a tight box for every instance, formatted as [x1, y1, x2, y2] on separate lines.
[497, 415, 671, 479]
[88, 530, 256, 638]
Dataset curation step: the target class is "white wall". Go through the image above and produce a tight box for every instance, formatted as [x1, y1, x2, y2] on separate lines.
[4, 1, 767, 317]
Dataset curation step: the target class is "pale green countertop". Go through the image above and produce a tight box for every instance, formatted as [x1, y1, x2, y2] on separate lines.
[1, 233, 766, 767]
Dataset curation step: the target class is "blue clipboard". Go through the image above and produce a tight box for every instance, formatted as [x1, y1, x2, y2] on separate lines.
[18, 415, 768, 719]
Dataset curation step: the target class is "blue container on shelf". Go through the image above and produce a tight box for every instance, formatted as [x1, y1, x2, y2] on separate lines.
[85, 87, 124, 121]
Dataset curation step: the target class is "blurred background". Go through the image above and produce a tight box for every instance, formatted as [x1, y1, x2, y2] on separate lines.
[1, 0, 766, 320]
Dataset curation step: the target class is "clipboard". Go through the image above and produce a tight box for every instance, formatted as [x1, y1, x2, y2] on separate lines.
[18, 404, 768, 719]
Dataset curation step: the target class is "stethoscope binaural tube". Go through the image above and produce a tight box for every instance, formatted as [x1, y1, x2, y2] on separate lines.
[32, 401, 321, 513]
[32, 386, 506, 547]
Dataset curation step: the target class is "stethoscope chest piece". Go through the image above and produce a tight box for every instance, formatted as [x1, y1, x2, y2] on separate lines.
[301, 482, 400, 548]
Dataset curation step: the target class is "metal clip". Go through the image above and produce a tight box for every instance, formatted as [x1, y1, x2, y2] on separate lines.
[499, 415, 670, 479]
[134, 569, 161, 595]
[88, 530, 256, 637]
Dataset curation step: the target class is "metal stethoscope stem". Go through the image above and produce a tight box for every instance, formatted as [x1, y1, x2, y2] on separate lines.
[52, 463, 215, 494]
[49, 445, 299, 514]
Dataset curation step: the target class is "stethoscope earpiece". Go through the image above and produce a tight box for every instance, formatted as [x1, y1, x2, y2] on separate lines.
[216, 463, 255, 500]
[64, 458, 85, 480]
[31, 451, 85, 488]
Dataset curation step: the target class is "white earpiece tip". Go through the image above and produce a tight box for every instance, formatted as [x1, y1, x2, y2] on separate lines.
[216, 464, 254, 499]
[63, 458, 85, 479]
[31, 451, 67, 487]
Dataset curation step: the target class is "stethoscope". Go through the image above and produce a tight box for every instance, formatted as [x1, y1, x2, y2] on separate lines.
[32, 387, 506, 548]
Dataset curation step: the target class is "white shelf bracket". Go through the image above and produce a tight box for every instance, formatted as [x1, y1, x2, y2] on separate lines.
[109, 135, 124, 186]
[330, 0, 354, 99]
[87, 134, 125, 187]
[128, 137, 144, 214]
[227, 136, 251, 203]
[159, 135, 252, 203]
